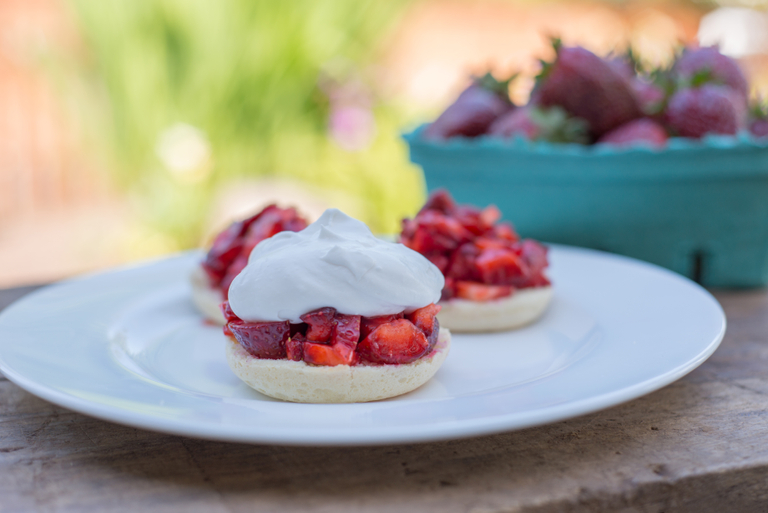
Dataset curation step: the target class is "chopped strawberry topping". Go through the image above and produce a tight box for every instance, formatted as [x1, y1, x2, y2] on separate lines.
[224, 307, 438, 367]
[425, 253, 450, 274]
[228, 320, 290, 359]
[419, 188, 456, 214]
[286, 333, 305, 362]
[360, 313, 405, 339]
[220, 302, 239, 323]
[401, 189, 549, 300]
[300, 307, 337, 343]
[201, 205, 308, 296]
[402, 210, 474, 254]
[493, 222, 519, 242]
[475, 248, 526, 286]
[406, 303, 442, 351]
[454, 281, 514, 302]
[203, 221, 246, 284]
[445, 242, 480, 279]
[303, 341, 357, 366]
[519, 239, 549, 279]
[357, 319, 431, 365]
[331, 314, 362, 351]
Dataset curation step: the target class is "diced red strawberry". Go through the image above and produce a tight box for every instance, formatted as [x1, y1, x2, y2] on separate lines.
[445, 242, 481, 281]
[425, 253, 450, 274]
[400, 218, 418, 243]
[202, 205, 308, 295]
[303, 341, 356, 366]
[419, 189, 456, 215]
[201, 220, 246, 285]
[241, 207, 288, 250]
[289, 322, 307, 338]
[441, 278, 456, 301]
[357, 319, 430, 365]
[279, 207, 310, 233]
[300, 307, 337, 343]
[475, 248, 526, 285]
[452, 205, 496, 236]
[474, 237, 513, 251]
[406, 303, 442, 351]
[286, 334, 305, 362]
[219, 258, 247, 297]
[454, 281, 513, 301]
[410, 211, 474, 253]
[492, 222, 519, 242]
[518, 239, 549, 277]
[331, 314, 361, 351]
[219, 301, 240, 323]
[228, 320, 290, 359]
[331, 341, 358, 364]
[360, 313, 405, 340]
[480, 205, 501, 227]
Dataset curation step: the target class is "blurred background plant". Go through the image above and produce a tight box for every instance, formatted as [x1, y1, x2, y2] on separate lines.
[70, 0, 419, 248]
[1, 0, 768, 286]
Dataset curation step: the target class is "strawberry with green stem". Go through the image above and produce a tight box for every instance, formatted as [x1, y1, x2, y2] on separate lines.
[488, 105, 589, 143]
[424, 72, 515, 140]
[665, 82, 746, 138]
[531, 38, 642, 138]
[672, 46, 748, 100]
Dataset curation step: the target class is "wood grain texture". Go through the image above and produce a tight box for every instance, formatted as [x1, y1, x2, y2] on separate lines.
[1, 286, 767, 513]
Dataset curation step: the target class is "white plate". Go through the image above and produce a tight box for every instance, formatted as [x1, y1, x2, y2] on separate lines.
[0, 247, 725, 446]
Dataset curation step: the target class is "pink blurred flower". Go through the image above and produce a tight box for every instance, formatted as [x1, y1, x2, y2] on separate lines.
[328, 104, 376, 151]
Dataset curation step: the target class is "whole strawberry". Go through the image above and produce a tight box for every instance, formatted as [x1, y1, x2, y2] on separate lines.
[666, 84, 746, 138]
[424, 73, 513, 140]
[532, 42, 642, 138]
[598, 118, 668, 148]
[606, 50, 668, 116]
[752, 119, 768, 138]
[488, 105, 589, 143]
[632, 80, 667, 116]
[672, 46, 748, 100]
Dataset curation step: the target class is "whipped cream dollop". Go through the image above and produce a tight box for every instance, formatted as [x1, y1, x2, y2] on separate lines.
[228, 208, 445, 323]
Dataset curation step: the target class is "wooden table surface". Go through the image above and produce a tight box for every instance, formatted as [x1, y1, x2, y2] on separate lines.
[2, 285, 768, 513]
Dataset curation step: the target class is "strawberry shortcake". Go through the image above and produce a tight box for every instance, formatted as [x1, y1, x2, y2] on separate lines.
[400, 190, 552, 332]
[222, 208, 450, 403]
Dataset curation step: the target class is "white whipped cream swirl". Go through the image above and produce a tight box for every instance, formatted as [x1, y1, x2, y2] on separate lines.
[228, 208, 444, 323]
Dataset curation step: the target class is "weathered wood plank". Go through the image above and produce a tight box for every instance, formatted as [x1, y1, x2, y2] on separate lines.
[1, 287, 767, 512]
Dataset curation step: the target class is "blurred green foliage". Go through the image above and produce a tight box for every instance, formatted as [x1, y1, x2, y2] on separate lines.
[71, 0, 424, 248]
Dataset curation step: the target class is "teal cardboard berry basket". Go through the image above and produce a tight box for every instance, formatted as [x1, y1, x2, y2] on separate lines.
[404, 125, 768, 287]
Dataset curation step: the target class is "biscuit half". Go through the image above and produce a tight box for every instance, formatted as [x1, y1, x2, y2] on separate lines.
[190, 266, 227, 325]
[226, 328, 451, 403]
[437, 286, 553, 333]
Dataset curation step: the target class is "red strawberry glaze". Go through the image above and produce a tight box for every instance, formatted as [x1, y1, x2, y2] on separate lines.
[401, 190, 550, 301]
[201, 205, 308, 298]
[222, 304, 442, 367]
